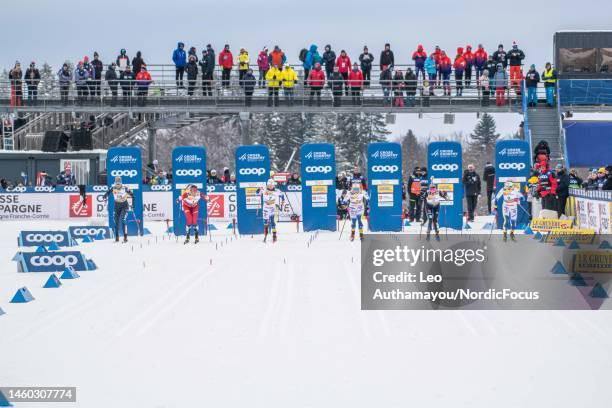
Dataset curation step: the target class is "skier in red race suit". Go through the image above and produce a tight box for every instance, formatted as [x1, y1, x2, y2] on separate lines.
[177, 184, 208, 244]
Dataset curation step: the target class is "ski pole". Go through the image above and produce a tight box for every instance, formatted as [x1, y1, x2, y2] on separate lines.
[338, 216, 348, 240]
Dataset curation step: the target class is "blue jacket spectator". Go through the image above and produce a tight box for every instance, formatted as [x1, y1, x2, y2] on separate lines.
[492, 65, 507, 89]
[56, 170, 76, 186]
[74, 64, 90, 85]
[303, 44, 321, 70]
[57, 65, 73, 85]
[172, 42, 187, 68]
[425, 56, 437, 76]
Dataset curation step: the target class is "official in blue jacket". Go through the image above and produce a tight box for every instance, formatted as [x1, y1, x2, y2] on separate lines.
[172, 42, 187, 90]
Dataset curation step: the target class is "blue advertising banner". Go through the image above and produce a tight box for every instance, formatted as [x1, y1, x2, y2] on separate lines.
[300, 143, 337, 231]
[18, 251, 89, 272]
[172, 146, 207, 236]
[427, 142, 463, 230]
[68, 226, 113, 240]
[367, 142, 403, 232]
[235, 145, 270, 235]
[18, 230, 72, 247]
[106, 147, 144, 236]
[495, 140, 531, 228]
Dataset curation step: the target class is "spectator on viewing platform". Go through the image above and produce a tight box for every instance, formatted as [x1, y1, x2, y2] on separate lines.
[74, 61, 90, 105]
[56, 168, 76, 186]
[568, 168, 583, 189]
[347, 63, 364, 106]
[265, 64, 282, 107]
[392, 69, 405, 107]
[200, 45, 215, 97]
[379, 43, 395, 71]
[287, 173, 301, 185]
[330, 66, 344, 107]
[303, 44, 322, 87]
[219, 45, 234, 88]
[453, 48, 467, 96]
[424, 55, 437, 94]
[322, 45, 336, 82]
[438, 51, 452, 96]
[480, 69, 490, 106]
[525, 64, 540, 107]
[493, 64, 508, 106]
[57, 63, 72, 105]
[404, 68, 417, 107]
[485, 55, 497, 83]
[359, 46, 374, 87]
[173, 42, 187, 89]
[474, 44, 488, 80]
[135, 65, 152, 106]
[336, 50, 352, 96]
[257, 47, 270, 88]
[269, 46, 286, 75]
[241, 68, 256, 107]
[431, 46, 443, 87]
[463, 163, 481, 222]
[91, 52, 103, 97]
[412, 44, 427, 82]
[207, 169, 222, 184]
[542, 62, 557, 107]
[492, 44, 507, 69]
[507, 42, 525, 94]
[238, 48, 249, 82]
[105, 63, 119, 106]
[281, 63, 298, 106]
[83, 56, 95, 100]
[116, 48, 130, 73]
[463, 45, 474, 87]
[380, 64, 393, 105]
[307, 63, 325, 107]
[24, 62, 41, 105]
[186, 56, 199, 96]
[188, 46, 198, 63]
[483, 161, 495, 214]
[132, 51, 145, 77]
[9, 61, 23, 107]
[120, 65, 134, 106]
[555, 164, 570, 217]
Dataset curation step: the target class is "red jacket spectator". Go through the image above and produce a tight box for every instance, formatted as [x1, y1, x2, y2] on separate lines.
[453, 48, 466, 73]
[438, 52, 452, 74]
[308, 67, 326, 88]
[336, 54, 351, 74]
[463, 45, 474, 68]
[536, 161, 558, 197]
[412, 45, 427, 68]
[135, 69, 152, 83]
[269, 48, 285, 68]
[347, 69, 364, 87]
[257, 49, 269, 71]
[432, 46, 443, 64]
[474, 44, 488, 68]
[218, 49, 233, 69]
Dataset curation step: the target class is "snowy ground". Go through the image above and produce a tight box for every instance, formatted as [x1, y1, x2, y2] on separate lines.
[1, 217, 611, 407]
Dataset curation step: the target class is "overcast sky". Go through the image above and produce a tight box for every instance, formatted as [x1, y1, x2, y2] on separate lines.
[2, 0, 608, 138]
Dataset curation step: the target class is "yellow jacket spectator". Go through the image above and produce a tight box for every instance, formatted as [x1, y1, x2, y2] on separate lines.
[281, 64, 298, 88]
[266, 66, 282, 88]
[238, 49, 249, 71]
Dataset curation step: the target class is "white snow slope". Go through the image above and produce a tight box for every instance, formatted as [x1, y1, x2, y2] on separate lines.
[1, 218, 611, 408]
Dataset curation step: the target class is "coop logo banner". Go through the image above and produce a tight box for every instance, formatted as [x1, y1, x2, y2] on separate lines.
[68, 226, 112, 240]
[301, 143, 336, 232]
[19, 230, 72, 247]
[107, 146, 143, 236]
[367, 142, 402, 232]
[19, 251, 89, 272]
[495, 140, 530, 229]
[428, 141, 463, 230]
[235, 145, 270, 235]
[172, 146, 207, 237]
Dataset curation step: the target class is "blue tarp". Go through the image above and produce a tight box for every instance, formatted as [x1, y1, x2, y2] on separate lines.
[563, 121, 612, 167]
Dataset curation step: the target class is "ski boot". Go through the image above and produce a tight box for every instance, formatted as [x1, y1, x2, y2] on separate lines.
[350, 230, 355, 242]
[503, 230, 508, 242]
[510, 230, 516, 242]
[123, 233, 128, 243]
[272, 231, 277, 243]
[184, 232, 190, 245]
[359, 230, 364, 241]
[194, 231, 199, 244]
[435, 230, 440, 241]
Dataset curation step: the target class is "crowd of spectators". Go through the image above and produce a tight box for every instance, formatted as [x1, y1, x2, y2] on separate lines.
[5, 41, 561, 108]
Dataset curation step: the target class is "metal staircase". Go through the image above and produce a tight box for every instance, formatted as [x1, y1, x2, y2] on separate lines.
[526, 107, 564, 163]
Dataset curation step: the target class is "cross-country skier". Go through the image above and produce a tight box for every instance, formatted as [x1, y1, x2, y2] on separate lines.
[347, 181, 369, 241]
[102, 176, 134, 243]
[424, 183, 447, 241]
[177, 184, 208, 244]
[259, 178, 284, 243]
[494, 181, 524, 242]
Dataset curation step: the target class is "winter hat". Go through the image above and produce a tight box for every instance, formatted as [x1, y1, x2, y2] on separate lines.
[513, 41, 518, 48]
[94, 51, 99, 57]
[530, 64, 536, 69]
[498, 44, 504, 49]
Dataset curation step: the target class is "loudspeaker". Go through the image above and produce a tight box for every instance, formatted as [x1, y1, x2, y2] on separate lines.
[42, 130, 70, 152]
[71, 129, 93, 151]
